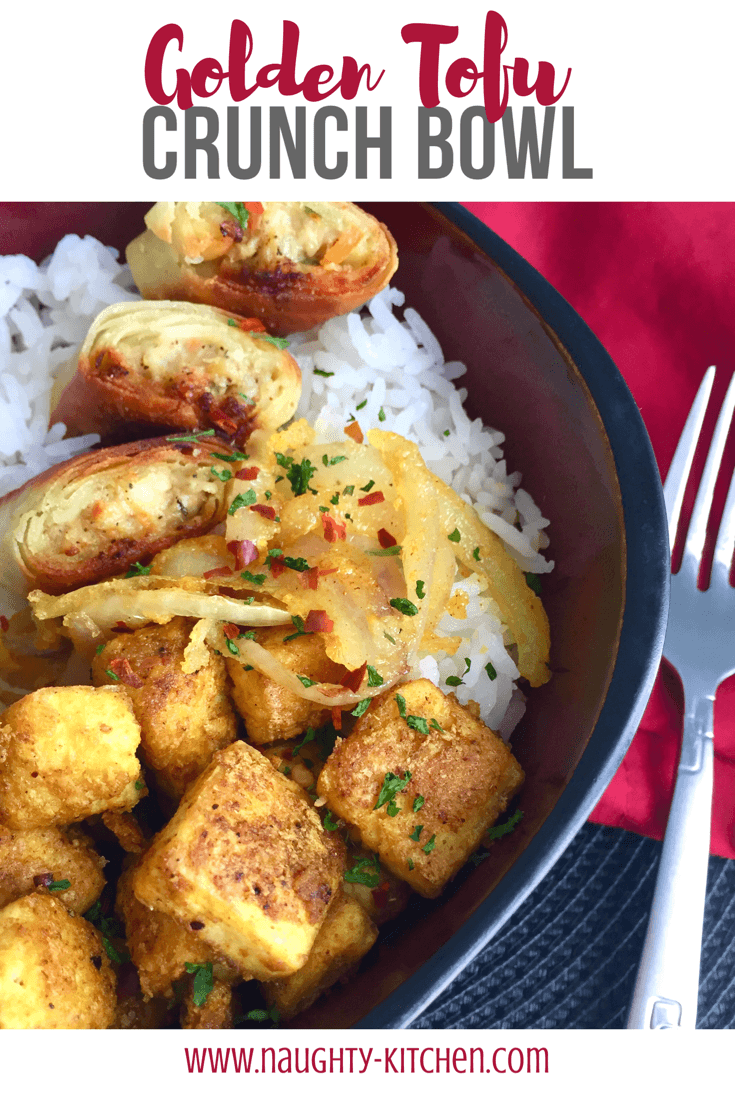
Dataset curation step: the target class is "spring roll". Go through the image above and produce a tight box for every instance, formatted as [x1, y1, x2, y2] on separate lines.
[126, 202, 398, 335]
[51, 301, 302, 443]
[0, 436, 234, 595]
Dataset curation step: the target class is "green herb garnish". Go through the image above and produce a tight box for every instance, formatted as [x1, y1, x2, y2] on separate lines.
[228, 490, 257, 514]
[218, 202, 250, 229]
[408, 825, 423, 842]
[105, 669, 120, 682]
[360, 480, 375, 493]
[413, 795, 425, 813]
[374, 770, 411, 812]
[185, 961, 214, 1007]
[47, 879, 71, 892]
[287, 457, 317, 497]
[323, 811, 340, 831]
[241, 570, 266, 586]
[367, 545, 402, 557]
[351, 698, 371, 718]
[472, 547, 481, 561]
[256, 334, 290, 349]
[366, 665, 384, 687]
[125, 561, 151, 578]
[395, 694, 407, 718]
[344, 853, 381, 888]
[378, 408, 386, 422]
[485, 661, 497, 681]
[406, 715, 430, 734]
[210, 466, 232, 482]
[486, 809, 523, 840]
[297, 675, 317, 688]
[448, 528, 461, 543]
[390, 598, 418, 616]
[422, 834, 437, 854]
[166, 429, 217, 443]
[415, 580, 426, 599]
[313, 368, 334, 377]
[525, 572, 542, 595]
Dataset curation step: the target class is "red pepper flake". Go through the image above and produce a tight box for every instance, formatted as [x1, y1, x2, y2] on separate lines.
[340, 662, 366, 692]
[110, 620, 134, 634]
[222, 623, 242, 640]
[303, 610, 334, 634]
[378, 528, 397, 548]
[250, 503, 276, 521]
[321, 514, 346, 542]
[108, 657, 144, 689]
[203, 565, 233, 579]
[358, 491, 385, 507]
[299, 566, 319, 590]
[226, 539, 258, 569]
[332, 707, 343, 731]
[269, 555, 286, 578]
[209, 408, 238, 435]
[235, 466, 260, 481]
[345, 420, 364, 444]
[318, 567, 339, 577]
[371, 882, 390, 909]
[0, 615, 9, 632]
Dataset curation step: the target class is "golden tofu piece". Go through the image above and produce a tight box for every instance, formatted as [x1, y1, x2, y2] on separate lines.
[132, 741, 344, 980]
[0, 826, 105, 913]
[102, 810, 148, 854]
[317, 679, 524, 898]
[262, 889, 377, 1019]
[0, 892, 116, 1028]
[228, 626, 346, 745]
[92, 618, 236, 798]
[117, 866, 238, 999]
[181, 978, 234, 1029]
[0, 686, 142, 830]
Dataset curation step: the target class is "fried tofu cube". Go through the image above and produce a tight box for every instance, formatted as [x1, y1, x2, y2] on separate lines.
[0, 826, 105, 913]
[317, 680, 524, 898]
[0, 686, 142, 830]
[181, 978, 234, 1029]
[92, 617, 236, 798]
[0, 892, 116, 1028]
[132, 741, 344, 980]
[117, 866, 238, 999]
[262, 889, 377, 1019]
[227, 626, 346, 744]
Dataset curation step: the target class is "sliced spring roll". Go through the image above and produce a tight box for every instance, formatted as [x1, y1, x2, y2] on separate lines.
[126, 202, 399, 336]
[51, 301, 302, 443]
[0, 436, 234, 595]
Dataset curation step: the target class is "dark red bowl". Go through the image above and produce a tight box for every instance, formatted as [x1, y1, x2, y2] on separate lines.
[0, 202, 668, 1028]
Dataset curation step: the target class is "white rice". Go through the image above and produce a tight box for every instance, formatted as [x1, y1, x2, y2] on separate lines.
[0, 234, 553, 737]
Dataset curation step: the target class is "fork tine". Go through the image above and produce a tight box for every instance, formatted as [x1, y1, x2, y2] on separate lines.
[683, 371, 735, 568]
[664, 365, 715, 550]
[712, 461, 735, 587]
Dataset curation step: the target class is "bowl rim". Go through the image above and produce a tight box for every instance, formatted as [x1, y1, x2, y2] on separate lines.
[356, 201, 670, 1028]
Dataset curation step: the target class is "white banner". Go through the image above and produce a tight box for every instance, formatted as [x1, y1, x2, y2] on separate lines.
[0, 0, 732, 198]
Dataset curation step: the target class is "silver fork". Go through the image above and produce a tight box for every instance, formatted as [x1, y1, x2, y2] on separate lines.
[627, 365, 735, 1030]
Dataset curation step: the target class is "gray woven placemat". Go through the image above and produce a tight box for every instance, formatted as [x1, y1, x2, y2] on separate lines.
[413, 823, 735, 1029]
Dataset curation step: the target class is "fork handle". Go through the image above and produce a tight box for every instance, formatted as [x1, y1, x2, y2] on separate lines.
[627, 693, 714, 1029]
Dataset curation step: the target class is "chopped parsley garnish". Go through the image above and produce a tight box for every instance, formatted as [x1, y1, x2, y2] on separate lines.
[297, 675, 317, 688]
[210, 466, 232, 482]
[287, 457, 317, 497]
[212, 451, 249, 462]
[378, 407, 386, 422]
[487, 809, 523, 840]
[125, 561, 151, 578]
[525, 572, 542, 595]
[356, 399, 367, 411]
[218, 202, 249, 228]
[351, 698, 371, 718]
[343, 485, 355, 496]
[485, 661, 497, 681]
[374, 770, 411, 812]
[322, 454, 347, 466]
[443, 429, 450, 437]
[278, 556, 310, 572]
[105, 668, 120, 682]
[473, 546, 481, 561]
[367, 545, 401, 557]
[408, 825, 424, 842]
[422, 834, 437, 854]
[384, 632, 397, 644]
[283, 615, 308, 643]
[360, 480, 375, 493]
[470, 851, 490, 866]
[330, 493, 340, 505]
[319, 505, 330, 513]
[429, 719, 444, 731]
[185, 961, 214, 1007]
[166, 429, 217, 442]
[323, 811, 340, 831]
[446, 658, 471, 687]
[228, 490, 257, 514]
[395, 694, 407, 718]
[95, 643, 105, 656]
[366, 665, 384, 687]
[415, 580, 426, 599]
[47, 879, 71, 892]
[225, 638, 240, 656]
[84, 901, 129, 965]
[390, 598, 418, 616]
[413, 795, 425, 813]
[313, 368, 334, 377]
[408, 859, 415, 870]
[344, 853, 381, 888]
[448, 528, 461, 543]
[228, 318, 237, 326]
[275, 452, 293, 470]
[134, 779, 145, 791]
[256, 334, 290, 349]
[406, 715, 430, 734]
[243, 1006, 281, 1025]
[241, 570, 266, 585]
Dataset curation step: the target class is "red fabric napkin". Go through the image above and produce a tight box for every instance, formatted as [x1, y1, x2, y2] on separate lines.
[465, 202, 735, 860]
